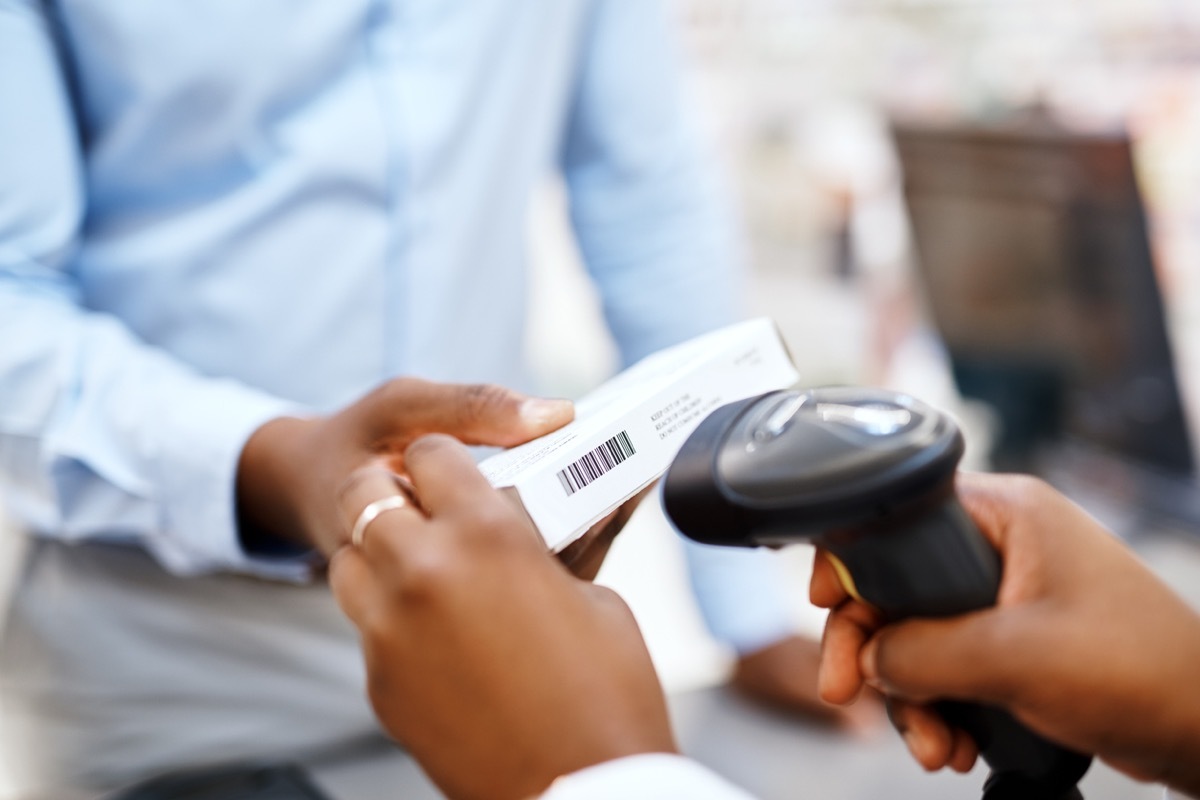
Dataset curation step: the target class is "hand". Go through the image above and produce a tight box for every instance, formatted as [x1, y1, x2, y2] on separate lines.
[553, 484, 654, 582]
[329, 435, 677, 800]
[811, 473, 1200, 796]
[236, 378, 573, 556]
[730, 635, 884, 733]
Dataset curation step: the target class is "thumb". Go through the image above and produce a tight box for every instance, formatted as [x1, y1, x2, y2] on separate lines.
[862, 611, 1018, 707]
[360, 379, 574, 448]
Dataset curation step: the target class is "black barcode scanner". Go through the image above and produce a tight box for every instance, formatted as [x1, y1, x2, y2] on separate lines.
[662, 387, 1092, 800]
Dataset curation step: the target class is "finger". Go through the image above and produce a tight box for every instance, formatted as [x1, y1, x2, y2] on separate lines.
[819, 600, 883, 705]
[947, 727, 980, 774]
[861, 612, 1015, 705]
[557, 486, 651, 581]
[337, 462, 415, 528]
[888, 699, 959, 772]
[954, 471, 1064, 553]
[557, 507, 622, 582]
[497, 487, 551, 545]
[328, 545, 383, 630]
[338, 464, 425, 549]
[810, 549, 849, 609]
[404, 434, 506, 519]
[362, 378, 574, 448]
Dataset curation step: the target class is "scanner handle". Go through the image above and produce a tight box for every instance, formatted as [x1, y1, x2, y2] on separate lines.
[823, 498, 1092, 797]
[823, 498, 999, 620]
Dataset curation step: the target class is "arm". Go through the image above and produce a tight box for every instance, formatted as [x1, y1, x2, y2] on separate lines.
[0, 1, 298, 576]
[0, 3, 574, 576]
[814, 473, 1200, 797]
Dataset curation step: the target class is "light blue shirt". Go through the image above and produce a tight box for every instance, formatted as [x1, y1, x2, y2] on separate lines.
[0, 0, 792, 651]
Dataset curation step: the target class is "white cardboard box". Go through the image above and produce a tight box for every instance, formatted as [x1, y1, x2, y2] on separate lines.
[479, 318, 799, 551]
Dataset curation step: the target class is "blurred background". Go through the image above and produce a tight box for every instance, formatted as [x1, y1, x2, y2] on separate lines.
[528, 0, 1200, 689]
[6, 0, 1200, 797]
[522, 1, 1200, 797]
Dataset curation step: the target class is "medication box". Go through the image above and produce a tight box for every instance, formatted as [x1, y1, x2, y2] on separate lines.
[479, 318, 799, 551]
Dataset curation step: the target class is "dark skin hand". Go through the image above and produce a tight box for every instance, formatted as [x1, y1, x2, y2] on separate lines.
[329, 436, 677, 800]
[238, 377, 642, 574]
[236, 378, 576, 557]
[812, 472, 1200, 798]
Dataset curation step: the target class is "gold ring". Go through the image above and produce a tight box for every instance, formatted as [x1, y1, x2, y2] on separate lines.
[350, 495, 409, 548]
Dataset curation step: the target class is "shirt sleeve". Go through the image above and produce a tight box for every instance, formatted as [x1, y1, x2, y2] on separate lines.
[0, 2, 308, 580]
[540, 754, 758, 800]
[559, 0, 798, 653]
[559, 0, 744, 364]
[680, 540, 798, 655]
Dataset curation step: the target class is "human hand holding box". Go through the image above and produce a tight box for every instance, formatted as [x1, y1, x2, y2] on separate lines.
[479, 318, 800, 552]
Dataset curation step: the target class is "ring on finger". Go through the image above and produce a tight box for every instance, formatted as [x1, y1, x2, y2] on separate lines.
[351, 494, 410, 548]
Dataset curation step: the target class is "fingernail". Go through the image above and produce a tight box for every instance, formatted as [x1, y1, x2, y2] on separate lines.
[902, 729, 928, 765]
[520, 398, 573, 429]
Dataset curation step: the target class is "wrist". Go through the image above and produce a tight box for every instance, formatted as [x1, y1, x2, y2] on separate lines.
[236, 415, 324, 551]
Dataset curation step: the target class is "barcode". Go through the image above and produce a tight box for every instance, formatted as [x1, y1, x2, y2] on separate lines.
[556, 430, 637, 496]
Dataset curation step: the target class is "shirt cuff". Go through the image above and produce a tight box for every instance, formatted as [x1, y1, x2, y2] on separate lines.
[150, 377, 313, 580]
[541, 754, 756, 800]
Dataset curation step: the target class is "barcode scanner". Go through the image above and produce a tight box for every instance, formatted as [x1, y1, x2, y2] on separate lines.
[661, 387, 1092, 800]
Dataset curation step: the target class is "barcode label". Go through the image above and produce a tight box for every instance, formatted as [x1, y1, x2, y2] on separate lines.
[556, 431, 637, 496]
